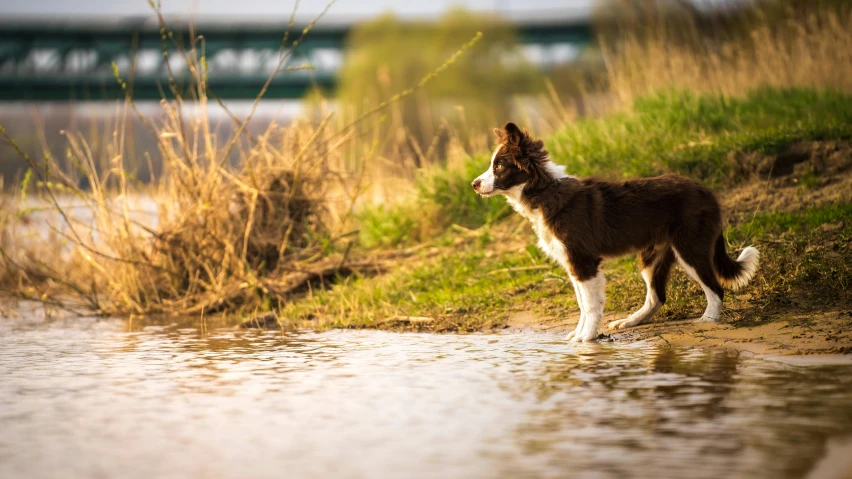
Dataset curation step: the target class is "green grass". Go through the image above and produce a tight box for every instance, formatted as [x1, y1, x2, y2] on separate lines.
[726, 202, 852, 323]
[284, 202, 852, 331]
[282, 230, 570, 331]
[548, 88, 852, 182]
[356, 155, 514, 248]
[356, 88, 852, 248]
[728, 202, 852, 239]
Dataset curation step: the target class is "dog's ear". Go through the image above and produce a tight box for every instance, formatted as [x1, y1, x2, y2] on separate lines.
[503, 122, 533, 171]
[504, 122, 523, 144]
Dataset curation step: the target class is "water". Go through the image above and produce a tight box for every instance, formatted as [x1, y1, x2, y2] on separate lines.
[2, 314, 852, 479]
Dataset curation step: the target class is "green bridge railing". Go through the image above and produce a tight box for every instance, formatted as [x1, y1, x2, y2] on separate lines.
[0, 20, 592, 101]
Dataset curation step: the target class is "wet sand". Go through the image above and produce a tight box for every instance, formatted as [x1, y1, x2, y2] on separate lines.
[507, 310, 852, 355]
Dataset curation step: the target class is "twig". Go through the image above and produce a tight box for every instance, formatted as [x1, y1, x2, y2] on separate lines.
[217, 0, 339, 165]
[488, 265, 552, 275]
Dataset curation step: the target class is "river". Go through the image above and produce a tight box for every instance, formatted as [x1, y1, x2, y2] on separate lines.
[2, 313, 852, 478]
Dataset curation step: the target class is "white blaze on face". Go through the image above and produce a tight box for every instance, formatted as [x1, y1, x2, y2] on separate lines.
[474, 144, 502, 196]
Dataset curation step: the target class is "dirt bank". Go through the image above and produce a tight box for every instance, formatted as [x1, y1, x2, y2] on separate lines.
[723, 140, 852, 221]
[505, 310, 852, 355]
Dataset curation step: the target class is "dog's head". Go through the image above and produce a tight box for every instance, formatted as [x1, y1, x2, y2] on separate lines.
[471, 122, 553, 197]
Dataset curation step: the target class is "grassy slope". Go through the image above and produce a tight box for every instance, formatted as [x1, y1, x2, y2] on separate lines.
[358, 88, 852, 248]
[547, 88, 852, 182]
[281, 88, 852, 331]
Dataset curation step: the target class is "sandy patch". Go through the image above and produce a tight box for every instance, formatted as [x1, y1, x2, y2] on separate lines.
[505, 309, 852, 355]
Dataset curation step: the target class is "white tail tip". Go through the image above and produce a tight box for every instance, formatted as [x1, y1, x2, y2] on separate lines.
[725, 246, 760, 291]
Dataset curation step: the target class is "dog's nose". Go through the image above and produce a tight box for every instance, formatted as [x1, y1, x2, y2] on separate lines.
[472, 178, 481, 190]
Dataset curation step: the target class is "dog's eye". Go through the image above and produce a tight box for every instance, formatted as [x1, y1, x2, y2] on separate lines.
[495, 163, 504, 171]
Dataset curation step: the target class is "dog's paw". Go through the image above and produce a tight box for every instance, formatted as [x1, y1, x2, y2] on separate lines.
[570, 329, 599, 343]
[565, 330, 577, 341]
[694, 315, 719, 324]
[608, 318, 633, 330]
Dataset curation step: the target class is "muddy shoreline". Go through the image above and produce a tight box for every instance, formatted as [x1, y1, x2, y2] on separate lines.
[234, 306, 852, 355]
[504, 309, 852, 355]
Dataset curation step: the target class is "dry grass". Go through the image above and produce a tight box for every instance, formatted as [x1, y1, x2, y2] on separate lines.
[603, 6, 852, 104]
[0, 108, 367, 315]
[0, 3, 492, 317]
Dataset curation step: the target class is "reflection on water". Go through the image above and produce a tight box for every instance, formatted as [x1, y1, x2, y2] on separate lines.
[1, 315, 851, 479]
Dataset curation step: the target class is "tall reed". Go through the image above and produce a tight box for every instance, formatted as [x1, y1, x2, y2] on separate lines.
[601, 3, 852, 104]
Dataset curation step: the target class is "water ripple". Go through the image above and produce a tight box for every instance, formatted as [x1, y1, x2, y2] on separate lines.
[1, 315, 851, 479]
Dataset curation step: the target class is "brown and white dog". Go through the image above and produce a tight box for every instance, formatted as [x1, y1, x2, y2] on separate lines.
[472, 123, 759, 342]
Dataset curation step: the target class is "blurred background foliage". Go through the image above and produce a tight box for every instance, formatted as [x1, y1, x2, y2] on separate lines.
[4, 0, 851, 183]
[593, 0, 852, 103]
[309, 9, 544, 166]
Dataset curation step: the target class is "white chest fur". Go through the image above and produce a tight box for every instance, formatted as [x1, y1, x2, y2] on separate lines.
[504, 185, 570, 272]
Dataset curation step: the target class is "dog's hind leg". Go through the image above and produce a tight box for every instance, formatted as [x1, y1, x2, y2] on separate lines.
[673, 241, 725, 323]
[609, 245, 675, 330]
[565, 276, 587, 341]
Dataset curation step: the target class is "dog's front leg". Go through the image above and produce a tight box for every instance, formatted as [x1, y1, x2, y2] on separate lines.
[570, 269, 605, 342]
[565, 276, 586, 341]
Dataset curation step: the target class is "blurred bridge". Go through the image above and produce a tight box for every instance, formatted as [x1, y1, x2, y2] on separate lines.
[0, 18, 592, 101]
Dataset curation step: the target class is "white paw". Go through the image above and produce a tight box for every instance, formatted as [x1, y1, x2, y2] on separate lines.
[608, 318, 633, 330]
[565, 330, 576, 341]
[694, 315, 719, 323]
[570, 329, 599, 342]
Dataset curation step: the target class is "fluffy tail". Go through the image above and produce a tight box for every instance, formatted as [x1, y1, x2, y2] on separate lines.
[713, 234, 760, 291]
